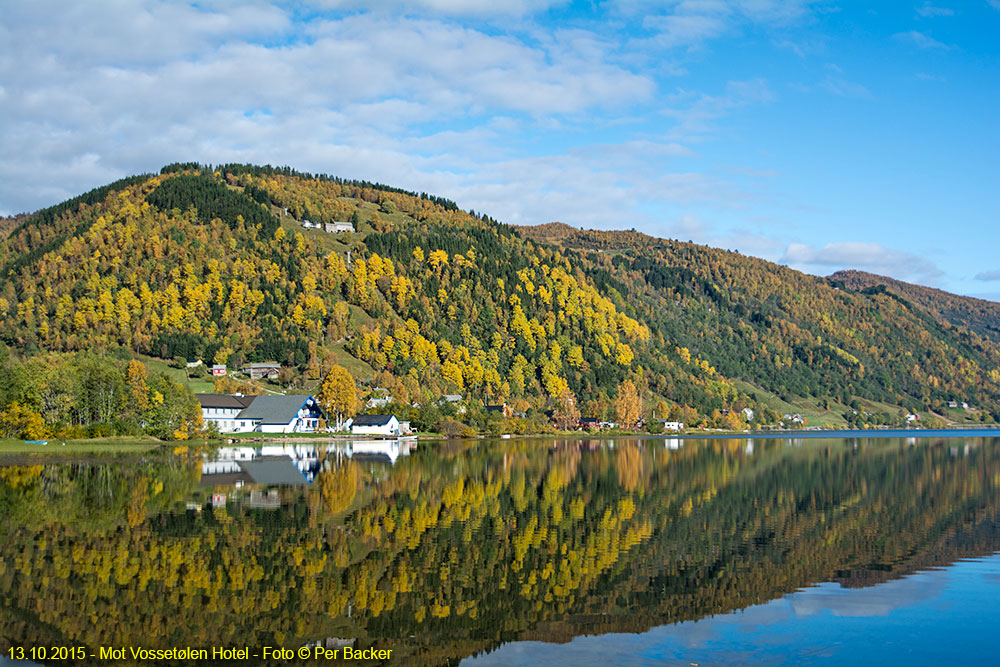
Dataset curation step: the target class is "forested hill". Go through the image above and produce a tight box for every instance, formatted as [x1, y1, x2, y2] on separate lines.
[829, 269, 1000, 344]
[519, 223, 1000, 421]
[1, 166, 998, 427]
[0, 164, 744, 426]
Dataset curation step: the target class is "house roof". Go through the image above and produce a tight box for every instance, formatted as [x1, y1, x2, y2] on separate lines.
[196, 394, 256, 410]
[236, 395, 317, 424]
[352, 414, 397, 427]
[485, 404, 507, 413]
[240, 459, 308, 486]
[243, 362, 281, 369]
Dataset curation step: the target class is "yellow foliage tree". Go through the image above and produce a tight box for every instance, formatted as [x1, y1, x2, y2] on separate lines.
[318, 365, 357, 429]
[614, 380, 641, 427]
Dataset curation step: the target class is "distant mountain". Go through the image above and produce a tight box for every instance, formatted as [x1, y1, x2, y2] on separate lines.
[829, 269, 1000, 344]
[1, 167, 998, 425]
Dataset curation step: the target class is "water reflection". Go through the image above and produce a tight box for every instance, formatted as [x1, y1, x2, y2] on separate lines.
[202, 440, 416, 486]
[2, 435, 1000, 665]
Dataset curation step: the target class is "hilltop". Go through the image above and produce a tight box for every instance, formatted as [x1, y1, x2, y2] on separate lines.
[829, 269, 1000, 344]
[1, 167, 998, 433]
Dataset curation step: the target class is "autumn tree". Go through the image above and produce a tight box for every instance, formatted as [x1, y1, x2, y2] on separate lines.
[318, 364, 357, 429]
[615, 380, 641, 427]
[552, 388, 581, 430]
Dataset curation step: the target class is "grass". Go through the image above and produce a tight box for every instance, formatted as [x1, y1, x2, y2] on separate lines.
[138, 354, 216, 393]
[328, 341, 376, 380]
[0, 437, 162, 455]
[730, 379, 850, 427]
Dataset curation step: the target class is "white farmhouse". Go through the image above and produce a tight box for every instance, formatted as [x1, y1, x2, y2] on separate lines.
[350, 414, 401, 436]
[235, 395, 325, 433]
[196, 394, 258, 433]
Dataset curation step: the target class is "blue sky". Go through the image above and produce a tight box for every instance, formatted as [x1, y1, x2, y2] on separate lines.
[1, 0, 998, 298]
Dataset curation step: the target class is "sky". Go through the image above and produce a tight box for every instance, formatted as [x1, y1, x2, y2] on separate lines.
[1, 0, 998, 299]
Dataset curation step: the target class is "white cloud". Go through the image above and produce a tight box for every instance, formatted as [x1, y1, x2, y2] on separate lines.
[305, 0, 568, 16]
[781, 241, 943, 284]
[625, 0, 821, 52]
[791, 574, 946, 618]
[663, 78, 773, 141]
[915, 3, 954, 17]
[974, 269, 1000, 281]
[0, 6, 660, 214]
[894, 30, 952, 49]
[645, 12, 730, 48]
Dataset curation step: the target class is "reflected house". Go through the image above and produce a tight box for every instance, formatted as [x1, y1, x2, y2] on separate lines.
[344, 439, 414, 465]
[248, 490, 282, 509]
[351, 414, 401, 436]
[201, 445, 321, 486]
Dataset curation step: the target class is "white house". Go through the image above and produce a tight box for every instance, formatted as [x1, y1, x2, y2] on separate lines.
[439, 394, 466, 414]
[196, 394, 258, 433]
[659, 420, 685, 431]
[366, 395, 393, 409]
[235, 395, 326, 433]
[242, 362, 281, 380]
[350, 414, 401, 436]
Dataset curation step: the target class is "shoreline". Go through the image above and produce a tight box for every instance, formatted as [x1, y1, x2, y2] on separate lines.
[5, 426, 1000, 457]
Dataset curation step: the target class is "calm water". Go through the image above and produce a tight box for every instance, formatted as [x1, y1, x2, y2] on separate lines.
[2, 434, 1000, 666]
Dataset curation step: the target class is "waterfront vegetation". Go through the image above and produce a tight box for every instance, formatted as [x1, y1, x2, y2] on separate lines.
[2, 434, 1000, 664]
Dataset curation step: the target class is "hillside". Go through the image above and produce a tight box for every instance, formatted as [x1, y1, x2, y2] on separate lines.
[829, 269, 1000, 344]
[519, 223, 1000, 422]
[1, 167, 999, 430]
[0, 165, 743, 429]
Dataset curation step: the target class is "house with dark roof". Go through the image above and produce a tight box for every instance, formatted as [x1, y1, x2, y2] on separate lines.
[196, 394, 258, 432]
[485, 403, 515, 418]
[235, 395, 326, 433]
[242, 362, 281, 380]
[350, 414, 401, 436]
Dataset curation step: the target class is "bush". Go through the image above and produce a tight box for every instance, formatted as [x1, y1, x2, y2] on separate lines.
[437, 417, 476, 438]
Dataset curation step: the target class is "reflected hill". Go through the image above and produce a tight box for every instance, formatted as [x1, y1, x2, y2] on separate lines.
[1, 435, 999, 665]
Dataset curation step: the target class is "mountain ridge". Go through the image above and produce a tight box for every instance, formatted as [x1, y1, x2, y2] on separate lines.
[829, 269, 1000, 343]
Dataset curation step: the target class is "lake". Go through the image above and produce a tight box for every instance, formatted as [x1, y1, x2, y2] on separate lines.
[2, 433, 1000, 665]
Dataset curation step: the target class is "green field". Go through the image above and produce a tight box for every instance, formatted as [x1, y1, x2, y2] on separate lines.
[138, 354, 216, 393]
[0, 437, 163, 455]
